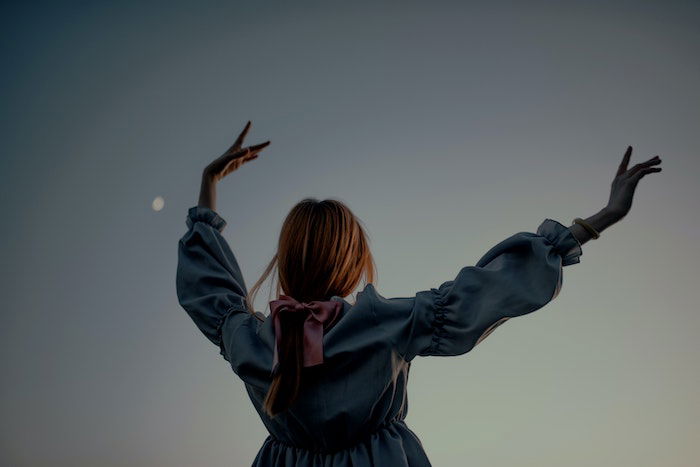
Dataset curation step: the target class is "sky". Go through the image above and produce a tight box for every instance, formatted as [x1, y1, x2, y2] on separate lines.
[2, 1, 699, 466]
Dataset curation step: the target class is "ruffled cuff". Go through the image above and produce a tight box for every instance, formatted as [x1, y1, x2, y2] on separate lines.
[426, 289, 449, 355]
[186, 206, 227, 232]
[537, 218, 583, 266]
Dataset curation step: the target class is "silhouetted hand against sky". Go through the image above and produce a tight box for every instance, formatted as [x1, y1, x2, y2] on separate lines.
[198, 121, 271, 211]
[606, 146, 662, 221]
[203, 120, 271, 182]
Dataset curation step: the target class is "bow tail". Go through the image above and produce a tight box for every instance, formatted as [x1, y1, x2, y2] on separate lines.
[303, 318, 325, 367]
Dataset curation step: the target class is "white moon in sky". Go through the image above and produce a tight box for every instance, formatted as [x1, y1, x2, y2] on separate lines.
[152, 196, 165, 211]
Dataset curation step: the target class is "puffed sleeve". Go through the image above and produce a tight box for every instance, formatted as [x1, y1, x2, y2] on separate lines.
[372, 218, 583, 362]
[176, 205, 253, 360]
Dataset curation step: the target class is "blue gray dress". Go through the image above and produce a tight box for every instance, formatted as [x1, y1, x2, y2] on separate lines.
[176, 206, 583, 466]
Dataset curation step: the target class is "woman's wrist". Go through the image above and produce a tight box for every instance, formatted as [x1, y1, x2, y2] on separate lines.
[198, 172, 217, 211]
[568, 207, 620, 246]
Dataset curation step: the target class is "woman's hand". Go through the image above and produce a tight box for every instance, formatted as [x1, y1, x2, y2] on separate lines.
[605, 146, 662, 221]
[198, 121, 270, 211]
[203, 120, 270, 183]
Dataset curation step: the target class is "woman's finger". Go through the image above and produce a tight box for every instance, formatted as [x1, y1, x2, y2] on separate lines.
[640, 155, 662, 166]
[239, 146, 266, 159]
[233, 121, 252, 148]
[228, 147, 250, 158]
[246, 140, 271, 152]
[243, 150, 260, 161]
[626, 156, 662, 177]
[631, 166, 662, 181]
[617, 146, 632, 176]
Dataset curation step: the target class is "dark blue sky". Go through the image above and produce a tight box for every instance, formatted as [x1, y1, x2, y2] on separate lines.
[2, 1, 698, 466]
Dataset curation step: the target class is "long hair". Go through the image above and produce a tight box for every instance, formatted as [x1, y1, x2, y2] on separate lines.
[242, 197, 377, 418]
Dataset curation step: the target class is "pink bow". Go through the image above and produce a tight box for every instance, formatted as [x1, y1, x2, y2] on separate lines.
[269, 295, 343, 375]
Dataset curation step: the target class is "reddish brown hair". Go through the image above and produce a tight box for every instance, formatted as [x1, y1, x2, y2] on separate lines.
[243, 197, 377, 417]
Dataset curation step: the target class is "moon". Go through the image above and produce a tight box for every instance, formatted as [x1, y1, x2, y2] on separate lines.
[152, 196, 165, 211]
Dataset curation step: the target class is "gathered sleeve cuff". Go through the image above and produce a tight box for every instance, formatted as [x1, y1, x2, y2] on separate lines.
[537, 218, 583, 266]
[186, 205, 227, 232]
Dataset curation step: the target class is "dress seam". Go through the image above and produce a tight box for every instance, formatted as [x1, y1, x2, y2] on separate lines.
[265, 417, 406, 455]
[216, 304, 249, 358]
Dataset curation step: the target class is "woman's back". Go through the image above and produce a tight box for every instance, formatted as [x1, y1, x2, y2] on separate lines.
[177, 205, 584, 466]
[232, 286, 429, 464]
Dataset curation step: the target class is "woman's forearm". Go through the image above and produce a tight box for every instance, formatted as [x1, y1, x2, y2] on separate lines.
[568, 207, 620, 247]
[198, 172, 217, 211]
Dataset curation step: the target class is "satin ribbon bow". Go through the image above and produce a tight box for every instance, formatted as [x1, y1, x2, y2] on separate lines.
[269, 295, 343, 375]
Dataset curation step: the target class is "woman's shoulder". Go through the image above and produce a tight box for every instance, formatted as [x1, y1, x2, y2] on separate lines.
[354, 283, 416, 316]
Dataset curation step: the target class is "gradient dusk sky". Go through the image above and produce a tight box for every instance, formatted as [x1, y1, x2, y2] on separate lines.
[2, 1, 699, 466]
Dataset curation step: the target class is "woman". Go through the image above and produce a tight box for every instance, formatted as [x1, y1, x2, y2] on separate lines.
[176, 121, 662, 466]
